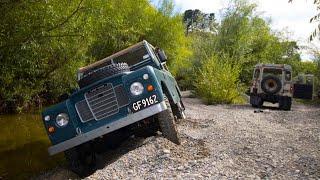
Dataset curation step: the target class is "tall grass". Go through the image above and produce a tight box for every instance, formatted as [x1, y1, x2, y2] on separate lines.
[195, 55, 245, 104]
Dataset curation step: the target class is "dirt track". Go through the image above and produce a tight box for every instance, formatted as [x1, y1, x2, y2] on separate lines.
[38, 93, 320, 179]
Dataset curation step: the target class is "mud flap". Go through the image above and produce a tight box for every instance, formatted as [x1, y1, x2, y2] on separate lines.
[293, 84, 313, 100]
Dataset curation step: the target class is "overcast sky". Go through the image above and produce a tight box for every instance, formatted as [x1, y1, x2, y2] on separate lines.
[152, 0, 319, 60]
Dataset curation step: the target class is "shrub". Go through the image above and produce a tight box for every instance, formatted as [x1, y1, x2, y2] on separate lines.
[0, 0, 191, 113]
[195, 55, 245, 104]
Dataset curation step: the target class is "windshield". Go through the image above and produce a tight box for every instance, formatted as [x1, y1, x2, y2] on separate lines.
[77, 44, 153, 81]
[263, 68, 283, 78]
[113, 45, 151, 66]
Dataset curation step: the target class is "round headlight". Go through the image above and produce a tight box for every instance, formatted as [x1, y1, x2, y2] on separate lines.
[56, 113, 69, 127]
[44, 115, 50, 121]
[130, 82, 144, 96]
[143, 74, 149, 80]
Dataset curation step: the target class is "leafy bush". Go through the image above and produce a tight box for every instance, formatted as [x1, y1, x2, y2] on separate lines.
[0, 0, 190, 113]
[184, 0, 313, 104]
[195, 55, 245, 104]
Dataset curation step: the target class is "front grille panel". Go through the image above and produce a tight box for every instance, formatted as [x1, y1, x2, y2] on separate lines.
[75, 100, 94, 122]
[85, 84, 119, 120]
[75, 84, 129, 122]
[95, 105, 118, 119]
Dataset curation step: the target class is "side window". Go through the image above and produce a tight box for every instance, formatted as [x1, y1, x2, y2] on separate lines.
[254, 69, 260, 79]
[285, 71, 291, 81]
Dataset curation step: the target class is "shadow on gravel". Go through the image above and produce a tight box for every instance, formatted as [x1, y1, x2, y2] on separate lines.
[35, 135, 154, 179]
[259, 105, 282, 111]
[95, 136, 150, 170]
[225, 104, 283, 111]
[225, 104, 252, 110]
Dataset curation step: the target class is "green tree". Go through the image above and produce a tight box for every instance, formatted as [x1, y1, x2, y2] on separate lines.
[181, 0, 304, 104]
[195, 55, 244, 104]
[183, 9, 218, 34]
[0, 0, 88, 112]
[0, 0, 190, 113]
[215, 0, 301, 83]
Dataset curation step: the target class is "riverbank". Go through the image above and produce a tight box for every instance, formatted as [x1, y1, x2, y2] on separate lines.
[0, 114, 64, 179]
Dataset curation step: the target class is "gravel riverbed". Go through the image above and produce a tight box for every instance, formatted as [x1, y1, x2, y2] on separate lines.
[38, 94, 320, 179]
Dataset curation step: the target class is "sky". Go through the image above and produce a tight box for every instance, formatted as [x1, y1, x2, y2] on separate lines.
[152, 0, 320, 60]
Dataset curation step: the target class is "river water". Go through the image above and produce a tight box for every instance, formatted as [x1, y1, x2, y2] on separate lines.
[0, 114, 64, 179]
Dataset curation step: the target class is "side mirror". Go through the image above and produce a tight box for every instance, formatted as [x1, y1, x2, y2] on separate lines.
[157, 49, 167, 63]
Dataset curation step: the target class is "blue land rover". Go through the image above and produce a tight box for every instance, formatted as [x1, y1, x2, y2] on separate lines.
[42, 40, 185, 176]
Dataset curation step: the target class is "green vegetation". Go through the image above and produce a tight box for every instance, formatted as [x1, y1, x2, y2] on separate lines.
[0, 0, 189, 113]
[181, 1, 319, 104]
[195, 55, 244, 104]
[0, 0, 319, 111]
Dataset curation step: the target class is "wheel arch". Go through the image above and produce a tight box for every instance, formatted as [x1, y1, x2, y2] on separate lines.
[160, 81, 171, 99]
[160, 81, 179, 104]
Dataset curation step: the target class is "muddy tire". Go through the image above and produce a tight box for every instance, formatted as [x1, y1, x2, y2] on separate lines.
[64, 143, 97, 178]
[157, 97, 181, 145]
[78, 63, 130, 88]
[250, 95, 263, 108]
[279, 96, 292, 111]
[176, 101, 186, 120]
[171, 101, 186, 121]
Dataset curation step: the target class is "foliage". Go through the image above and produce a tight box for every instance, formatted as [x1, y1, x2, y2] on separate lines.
[195, 55, 244, 104]
[295, 61, 318, 75]
[0, 0, 88, 112]
[181, 0, 316, 104]
[310, 48, 320, 95]
[176, 32, 215, 90]
[1, 0, 318, 111]
[183, 9, 218, 34]
[0, 0, 190, 113]
[215, 1, 301, 84]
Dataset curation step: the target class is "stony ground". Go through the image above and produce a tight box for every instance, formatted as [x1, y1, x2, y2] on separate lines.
[38, 93, 320, 179]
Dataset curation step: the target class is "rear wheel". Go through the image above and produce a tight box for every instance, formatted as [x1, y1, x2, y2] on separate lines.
[279, 96, 292, 111]
[157, 97, 180, 145]
[250, 95, 263, 108]
[64, 143, 97, 178]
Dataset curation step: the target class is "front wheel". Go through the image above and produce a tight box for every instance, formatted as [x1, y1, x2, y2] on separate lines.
[175, 101, 186, 120]
[157, 97, 181, 145]
[64, 143, 97, 178]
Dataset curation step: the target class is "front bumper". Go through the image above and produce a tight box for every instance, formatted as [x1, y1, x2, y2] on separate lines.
[48, 101, 167, 155]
